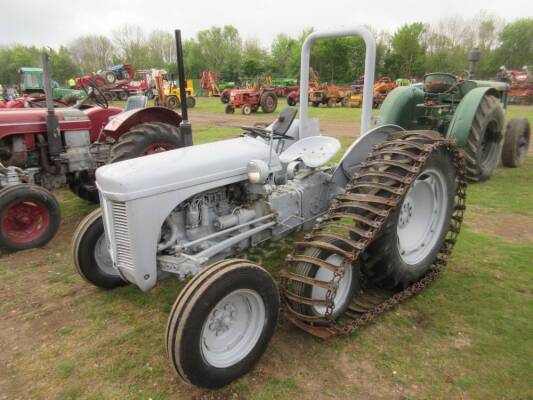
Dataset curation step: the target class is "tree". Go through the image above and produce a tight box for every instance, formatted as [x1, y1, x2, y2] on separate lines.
[385, 23, 426, 78]
[493, 18, 533, 69]
[68, 35, 114, 73]
[112, 24, 150, 69]
[268, 34, 297, 76]
[49, 46, 78, 84]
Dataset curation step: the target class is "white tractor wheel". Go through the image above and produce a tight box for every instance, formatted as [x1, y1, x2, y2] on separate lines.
[166, 259, 279, 389]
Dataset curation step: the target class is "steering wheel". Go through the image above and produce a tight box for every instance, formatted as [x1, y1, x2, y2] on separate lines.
[240, 126, 294, 140]
[80, 78, 108, 109]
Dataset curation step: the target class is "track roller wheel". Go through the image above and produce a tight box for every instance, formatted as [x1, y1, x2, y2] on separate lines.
[166, 259, 279, 389]
[501, 117, 530, 168]
[0, 184, 60, 251]
[72, 208, 128, 289]
[462, 94, 504, 182]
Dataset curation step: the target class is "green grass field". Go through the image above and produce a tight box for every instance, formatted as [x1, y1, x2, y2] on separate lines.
[0, 102, 532, 400]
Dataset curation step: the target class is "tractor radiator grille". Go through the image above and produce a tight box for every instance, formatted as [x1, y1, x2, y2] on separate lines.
[110, 201, 134, 270]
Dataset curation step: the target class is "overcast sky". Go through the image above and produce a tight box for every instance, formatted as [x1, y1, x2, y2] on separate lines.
[1, 0, 532, 48]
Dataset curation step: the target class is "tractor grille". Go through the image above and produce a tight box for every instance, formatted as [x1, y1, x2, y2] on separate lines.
[110, 201, 134, 270]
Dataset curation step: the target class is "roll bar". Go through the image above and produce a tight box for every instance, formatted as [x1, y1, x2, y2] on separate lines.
[298, 27, 376, 137]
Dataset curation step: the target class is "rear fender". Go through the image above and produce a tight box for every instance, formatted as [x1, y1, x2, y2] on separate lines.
[331, 124, 405, 188]
[377, 86, 424, 129]
[446, 87, 500, 147]
[103, 106, 182, 140]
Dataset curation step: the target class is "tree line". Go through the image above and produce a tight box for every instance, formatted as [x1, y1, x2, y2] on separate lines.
[0, 15, 531, 86]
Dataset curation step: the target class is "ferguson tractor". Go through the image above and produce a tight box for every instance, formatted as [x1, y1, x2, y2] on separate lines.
[73, 27, 468, 389]
[0, 54, 186, 252]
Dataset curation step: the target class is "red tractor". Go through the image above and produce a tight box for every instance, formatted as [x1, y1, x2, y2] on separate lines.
[224, 87, 278, 115]
[0, 55, 186, 252]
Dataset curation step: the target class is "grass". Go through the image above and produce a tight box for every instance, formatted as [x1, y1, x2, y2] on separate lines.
[0, 103, 532, 399]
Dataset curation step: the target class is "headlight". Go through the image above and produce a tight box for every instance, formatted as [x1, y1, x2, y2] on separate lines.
[247, 160, 269, 184]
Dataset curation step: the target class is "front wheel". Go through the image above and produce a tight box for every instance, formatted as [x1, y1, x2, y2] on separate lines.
[242, 103, 252, 115]
[0, 184, 60, 251]
[186, 96, 196, 108]
[72, 208, 127, 289]
[166, 259, 279, 389]
[225, 104, 235, 114]
[118, 91, 129, 101]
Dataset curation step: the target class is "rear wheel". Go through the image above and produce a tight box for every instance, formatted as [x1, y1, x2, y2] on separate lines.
[110, 91, 118, 101]
[144, 89, 154, 99]
[312, 101, 320, 107]
[363, 147, 457, 289]
[103, 72, 116, 84]
[109, 122, 184, 163]
[341, 97, 350, 107]
[166, 259, 279, 389]
[463, 95, 504, 182]
[287, 96, 297, 106]
[501, 118, 530, 168]
[260, 92, 277, 113]
[327, 98, 336, 108]
[0, 184, 60, 251]
[72, 208, 127, 289]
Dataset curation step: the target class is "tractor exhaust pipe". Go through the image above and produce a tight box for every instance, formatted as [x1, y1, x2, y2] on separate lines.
[468, 48, 481, 79]
[174, 29, 192, 147]
[42, 53, 63, 157]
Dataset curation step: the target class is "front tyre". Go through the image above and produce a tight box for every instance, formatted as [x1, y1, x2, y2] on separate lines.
[72, 208, 127, 289]
[166, 259, 279, 389]
[0, 184, 60, 251]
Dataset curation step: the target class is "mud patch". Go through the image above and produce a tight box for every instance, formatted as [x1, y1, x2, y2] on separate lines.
[464, 208, 533, 243]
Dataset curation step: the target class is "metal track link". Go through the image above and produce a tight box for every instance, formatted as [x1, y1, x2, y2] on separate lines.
[280, 131, 467, 338]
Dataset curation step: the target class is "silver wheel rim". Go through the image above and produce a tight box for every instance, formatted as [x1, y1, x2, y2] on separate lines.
[94, 233, 116, 276]
[200, 289, 266, 368]
[311, 254, 352, 317]
[397, 168, 449, 265]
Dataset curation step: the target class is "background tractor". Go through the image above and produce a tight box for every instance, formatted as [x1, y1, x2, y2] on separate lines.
[224, 85, 278, 115]
[378, 51, 531, 182]
[0, 53, 187, 252]
[73, 27, 468, 390]
[153, 75, 196, 109]
[309, 83, 353, 107]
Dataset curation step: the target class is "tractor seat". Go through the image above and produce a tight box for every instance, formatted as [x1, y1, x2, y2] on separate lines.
[124, 95, 148, 112]
[272, 107, 298, 136]
[279, 136, 340, 168]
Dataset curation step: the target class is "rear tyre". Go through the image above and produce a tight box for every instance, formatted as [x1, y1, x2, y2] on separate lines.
[104, 72, 116, 84]
[463, 95, 504, 182]
[327, 98, 336, 108]
[109, 122, 184, 163]
[72, 208, 127, 289]
[186, 96, 196, 108]
[260, 92, 278, 113]
[312, 101, 320, 107]
[501, 118, 530, 168]
[363, 147, 457, 289]
[220, 93, 230, 103]
[166, 260, 279, 389]
[0, 184, 60, 251]
[287, 97, 296, 106]
[341, 97, 350, 107]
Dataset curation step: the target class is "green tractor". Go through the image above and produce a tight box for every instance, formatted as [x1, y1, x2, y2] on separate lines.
[378, 71, 530, 181]
[18, 67, 86, 104]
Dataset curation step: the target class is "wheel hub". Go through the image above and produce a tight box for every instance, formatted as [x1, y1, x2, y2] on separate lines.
[2, 200, 49, 243]
[208, 303, 237, 336]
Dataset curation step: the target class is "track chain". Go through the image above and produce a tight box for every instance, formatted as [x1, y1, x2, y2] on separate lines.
[279, 131, 467, 338]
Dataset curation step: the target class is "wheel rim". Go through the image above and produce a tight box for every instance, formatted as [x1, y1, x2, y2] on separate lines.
[1, 199, 50, 244]
[310, 254, 353, 316]
[142, 142, 176, 155]
[200, 289, 266, 368]
[397, 168, 449, 265]
[93, 233, 116, 275]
